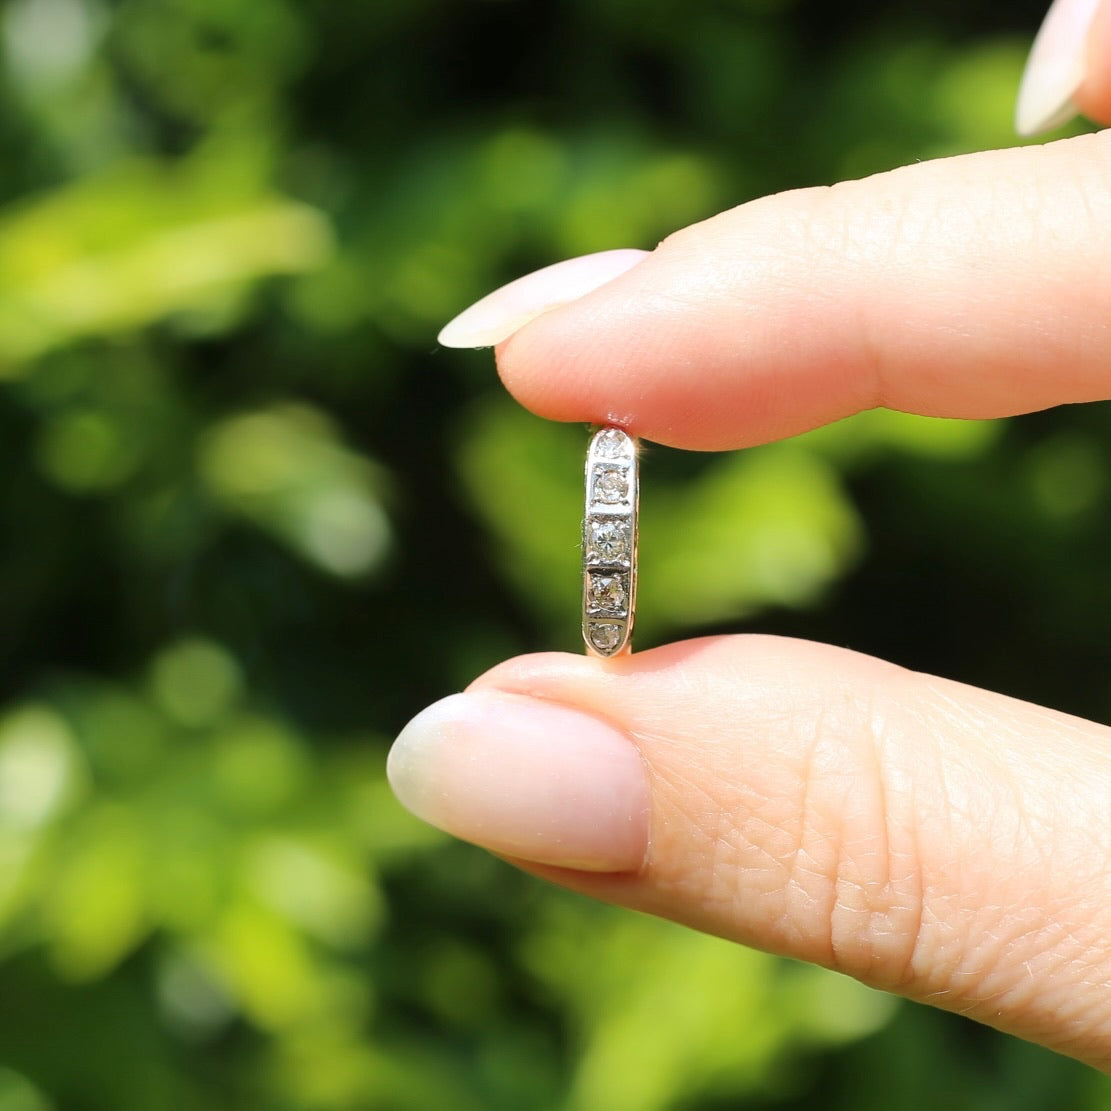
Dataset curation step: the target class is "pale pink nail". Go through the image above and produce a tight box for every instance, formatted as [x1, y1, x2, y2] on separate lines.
[1015, 0, 1101, 135]
[387, 691, 649, 872]
[437, 248, 649, 349]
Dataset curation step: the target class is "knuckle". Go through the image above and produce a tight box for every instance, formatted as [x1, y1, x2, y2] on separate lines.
[781, 671, 928, 988]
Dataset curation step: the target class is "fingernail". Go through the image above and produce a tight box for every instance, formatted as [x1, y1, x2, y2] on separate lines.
[437, 248, 649, 349]
[1015, 0, 1101, 135]
[387, 690, 649, 871]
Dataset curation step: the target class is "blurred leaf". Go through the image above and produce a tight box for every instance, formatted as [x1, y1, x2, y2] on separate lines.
[0, 706, 85, 831]
[0, 153, 331, 369]
[928, 40, 1046, 154]
[198, 402, 391, 578]
[642, 444, 862, 631]
[0, 1067, 52, 1111]
[111, 0, 308, 124]
[148, 637, 242, 729]
[554, 141, 726, 256]
[1024, 429, 1107, 524]
[35, 407, 144, 491]
[3, 0, 104, 94]
[800, 409, 1002, 466]
[40, 804, 147, 980]
[203, 899, 337, 1030]
[522, 904, 894, 1111]
[243, 834, 380, 949]
[456, 398, 582, 643]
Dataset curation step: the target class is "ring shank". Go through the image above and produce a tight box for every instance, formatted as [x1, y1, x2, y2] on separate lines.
[582, 428, 638, 657]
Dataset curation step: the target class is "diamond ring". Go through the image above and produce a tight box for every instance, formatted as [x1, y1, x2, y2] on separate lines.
[582, 427, 638, 657]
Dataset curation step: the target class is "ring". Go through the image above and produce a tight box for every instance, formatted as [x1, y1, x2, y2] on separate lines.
[582, 426, 638, 657]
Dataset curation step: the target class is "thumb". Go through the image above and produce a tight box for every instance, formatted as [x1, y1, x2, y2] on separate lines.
[1017, 0, 1111, 135]
[388, 636, 1111, 1070]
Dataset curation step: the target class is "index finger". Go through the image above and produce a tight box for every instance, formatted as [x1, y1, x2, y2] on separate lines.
[491, 134, 1111, 450]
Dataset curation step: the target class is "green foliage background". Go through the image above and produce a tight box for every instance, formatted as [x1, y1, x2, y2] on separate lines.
[0, 0, 1109, 1107]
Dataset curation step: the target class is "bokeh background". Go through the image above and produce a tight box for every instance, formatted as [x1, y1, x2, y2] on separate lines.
[0, 0, 1110, 1107]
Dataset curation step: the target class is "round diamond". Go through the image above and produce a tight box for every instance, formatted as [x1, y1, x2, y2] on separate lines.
[595, 467, 628, 504]
[590, 520, 627, 561]
[588, 573, 626, 613]
[589, 623, 622, 652]
[594, 429, 629, 459]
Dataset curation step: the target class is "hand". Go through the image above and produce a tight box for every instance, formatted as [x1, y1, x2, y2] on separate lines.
[390, 4, 1111, 1072]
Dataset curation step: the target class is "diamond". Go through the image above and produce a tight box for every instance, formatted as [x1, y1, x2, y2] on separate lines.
[589, 623, 622, 652]
[587, 572, 626, 614]
[583, 428, 638, 658]
[594, 429, 629, 459]
[594, 467, 628, 505]
[588, 519, 628, 563]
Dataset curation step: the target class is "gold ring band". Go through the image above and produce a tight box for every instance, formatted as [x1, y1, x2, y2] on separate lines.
[582, 427, 638, 657]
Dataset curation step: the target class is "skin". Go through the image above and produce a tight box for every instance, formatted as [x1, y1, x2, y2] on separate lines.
[497, 134, 1111, 451]
[1082, 3, 1111, 115]
[466, 92, 1111, 1068]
